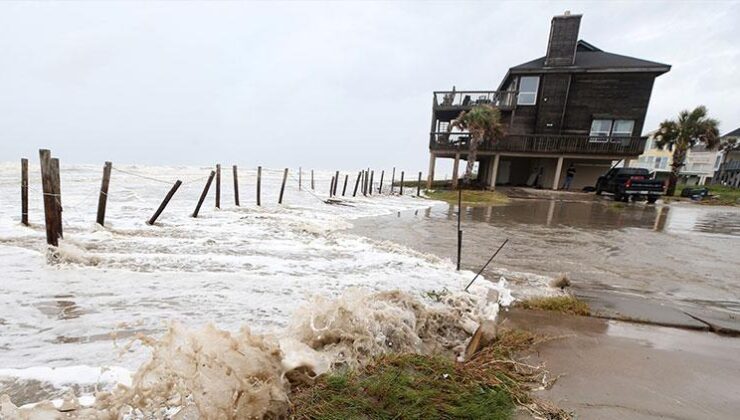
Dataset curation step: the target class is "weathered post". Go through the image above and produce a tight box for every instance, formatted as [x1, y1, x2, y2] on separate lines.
[333, 171, 339, 196]
[257, 166, 262, 206]
[390, 167, 396, 194]
[50, 158, 62, 238]
[193, 171, 216, 217]
[96, 161, 112, 226]
[39, 149, 59, 245]
[457, 188, 462, 270]
[329, 176, 335, 197]
[369, 171, 374, 196]
[147, 180, 182, 225]
[311, 170, 315, 190]
[342, 174, 349, 196]
[417, 171, 422, 196]
[353, 171, 361, 197]
[215, 164, 221, 209]
[378, 170, 384, 194]
[21, 158, 29, 226]
[233, 165, 240, 206]
[299, 167, 302, 191]
[365, 168, 370, 195]
[399, 171, 405, 195]
[278, 168, 288, 204]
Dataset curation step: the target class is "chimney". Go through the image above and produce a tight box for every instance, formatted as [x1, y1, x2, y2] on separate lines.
[544, 12, 582, 67]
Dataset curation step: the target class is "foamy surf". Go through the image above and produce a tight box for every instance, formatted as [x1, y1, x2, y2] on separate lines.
[0, 164, 561, 416]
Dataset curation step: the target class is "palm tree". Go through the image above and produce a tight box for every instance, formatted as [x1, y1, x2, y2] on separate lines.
[447, 105, 505, 186]
[655, 106, 720, 196]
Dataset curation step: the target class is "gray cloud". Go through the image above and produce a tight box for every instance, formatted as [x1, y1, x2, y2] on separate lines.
[1, 1, 738, 172]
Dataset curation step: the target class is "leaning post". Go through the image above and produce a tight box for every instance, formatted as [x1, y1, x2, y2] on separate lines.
[329, 176, 335, 197]
[333, 171, 340, 196]
[278, 168, 288, 204]
[147, 180, 182, 225]
[353, 171, 361, 197]
[193, 171, 216, 217]
[96, 161, 112, 226]
[21, 158, 29, 226]
[342, 174, 349, 196]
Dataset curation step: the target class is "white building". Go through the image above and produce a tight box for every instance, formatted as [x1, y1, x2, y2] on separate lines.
[629, 131, 722, 185]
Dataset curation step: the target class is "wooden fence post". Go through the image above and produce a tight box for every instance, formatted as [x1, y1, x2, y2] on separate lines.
[96, 161, 112, 226]
[193, 171, 216, 217]
[311, 170, 315, 190]
[278, 168, 288, 204]
[39, 150, 60, 246]
[417, 171, 422, 196]
[299, 166, 302, 191]
[148, 180, 182, 225]
[378, 170, 384, 194]
[233, 165, 240, 206]
[369, 171, 374, 196]
[329, 176, 335, 197]
[257, 166, 262, 206]
[390, 167, 396, 194]
[365, 167, 370, 196]
[353, 171, 361, 197]
[50, 158, 62, 238]
[215, 164, 221, 209]
[21, 158, 28, 226]
[333, 171, 339, 196]
[400, 171, 405, 195]
[342, 174, 348, 196]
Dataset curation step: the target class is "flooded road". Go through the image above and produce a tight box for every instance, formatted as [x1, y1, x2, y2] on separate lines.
[352, 196, 740, 314]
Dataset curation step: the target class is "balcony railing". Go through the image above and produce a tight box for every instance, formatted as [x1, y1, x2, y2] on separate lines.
[430, 132, 647, 156]
[433, 90, 517, 110]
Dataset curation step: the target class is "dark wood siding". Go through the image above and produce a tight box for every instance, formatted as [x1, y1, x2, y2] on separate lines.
[535, 73, 571, 134]
[561, 73, 657, 136]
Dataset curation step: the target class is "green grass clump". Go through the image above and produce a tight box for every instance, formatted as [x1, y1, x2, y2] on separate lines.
[517, 295, 590, 316]
[672, 183, 740, 206]
[291, 353, 514, 420]
[425, 189, 509, 206]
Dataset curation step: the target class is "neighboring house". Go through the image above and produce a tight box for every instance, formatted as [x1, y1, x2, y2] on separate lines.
[713, 128, 740, 188]
[629, 132, 722, 186]
[629, 131, 672, 181]
[427, 11, 670, 190]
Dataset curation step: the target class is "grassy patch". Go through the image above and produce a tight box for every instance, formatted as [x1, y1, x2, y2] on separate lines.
[425, 189, 509, 206]
[517, 295, 590, 316]
[672, 184, 740, 206]
[291, 329, 571, 420]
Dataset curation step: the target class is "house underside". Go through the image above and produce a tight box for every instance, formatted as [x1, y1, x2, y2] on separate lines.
[428, 151, 620, 190]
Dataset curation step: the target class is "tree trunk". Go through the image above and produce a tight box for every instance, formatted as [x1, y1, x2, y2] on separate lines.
[667, 146, 687, 197]
[462, 137, 480, 186]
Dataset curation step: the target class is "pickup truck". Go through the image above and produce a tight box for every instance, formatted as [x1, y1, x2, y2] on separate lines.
[595, 168, 665, 203]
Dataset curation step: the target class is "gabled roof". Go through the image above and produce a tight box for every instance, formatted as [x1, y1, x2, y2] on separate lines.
[509, 41, 670, 74]
[722, 127, 740, 138]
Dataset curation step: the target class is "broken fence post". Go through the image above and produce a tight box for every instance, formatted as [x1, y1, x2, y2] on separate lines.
[465, 239, 509, 292]
[233, 165, 240, 206]
[193, 171, 216, 217]
[257, 166, 262, 206]
[278, 168, 288, 204]
[96, 161, 112, 226]
[353, 171, 361, 197]
[21, 158, 29, 226]
[147, 180, 182, 225]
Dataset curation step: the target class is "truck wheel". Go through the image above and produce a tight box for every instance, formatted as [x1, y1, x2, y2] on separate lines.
[623, 195, 630, 203]
[595, 188, 602, 196]
[614, 193, 622, 202]
[647, 195, 658, 204]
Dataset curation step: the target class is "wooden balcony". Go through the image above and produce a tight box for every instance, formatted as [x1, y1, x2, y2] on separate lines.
[430, 132, 647, 156]
[433, 90, 517, 111]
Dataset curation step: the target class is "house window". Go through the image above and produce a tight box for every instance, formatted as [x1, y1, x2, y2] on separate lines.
[589, 119, 613, 139]
[612, 120, 635, 137]
[655, 157, 667, 170]
[517, 76, 539, 105]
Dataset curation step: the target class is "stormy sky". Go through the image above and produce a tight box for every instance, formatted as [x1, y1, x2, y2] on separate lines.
[1, 1, 738, 171]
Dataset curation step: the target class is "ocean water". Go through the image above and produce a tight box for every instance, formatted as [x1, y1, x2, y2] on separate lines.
[0, 162, 542, 415]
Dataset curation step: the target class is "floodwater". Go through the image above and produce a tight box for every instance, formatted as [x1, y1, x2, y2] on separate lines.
[352, 195, 740, 314]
